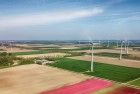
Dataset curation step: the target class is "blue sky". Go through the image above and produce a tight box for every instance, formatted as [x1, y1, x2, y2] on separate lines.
[0, 0, 140, 40]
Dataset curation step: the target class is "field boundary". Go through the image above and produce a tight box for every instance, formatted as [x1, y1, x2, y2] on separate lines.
[121, 83, 140, 89]
[127, 78, 140, 83]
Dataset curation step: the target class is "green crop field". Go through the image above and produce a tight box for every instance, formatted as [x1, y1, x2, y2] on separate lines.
[49, 58, 140, 82]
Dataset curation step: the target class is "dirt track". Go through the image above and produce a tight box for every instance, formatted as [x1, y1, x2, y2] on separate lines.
[69, 55, 140, 68]
[0, 64, 91, 94]
[60, 45, 80, 49]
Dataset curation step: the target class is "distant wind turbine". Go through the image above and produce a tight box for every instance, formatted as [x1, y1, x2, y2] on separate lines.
[98, 40, 101, 46]
[124, 40, 127, 51]
[119, 41, 124, 60]
[126, 40, 129, 54]
[107, 40, 110, 47]
[116, 41, 119, 48]
[10, 42, 13, 52]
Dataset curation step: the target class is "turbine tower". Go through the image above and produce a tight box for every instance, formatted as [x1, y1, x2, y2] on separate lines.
[90, 42, 94, 72]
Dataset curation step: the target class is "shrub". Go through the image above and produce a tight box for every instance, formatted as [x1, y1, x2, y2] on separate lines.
[19, 58, 34, 65]
[0, 52, 15, 67]
[66, 52, 86, 57]
[44, 56, 63, 61]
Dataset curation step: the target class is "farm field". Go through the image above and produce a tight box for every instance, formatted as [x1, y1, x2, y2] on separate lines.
[75, 49, 140, 58]
[13, 49, 72, 55]
[49, 58, 140, 82]
[13, 50, 49, 55]
[94, 52, 140, 60]
[40, 78, 113, 94]
[59, 45, 80, 49]
[0, 42, 140, 94]
[0, 64, 139, 94]
[0, 45, 140, 94]
[12, 45, 115, 56]
[41, 83, 140, 94]
[0, 47, 34, 53]
[69, 55, 140, 68]
[0, 64, 91, 94]
[17, 44, 62, 50]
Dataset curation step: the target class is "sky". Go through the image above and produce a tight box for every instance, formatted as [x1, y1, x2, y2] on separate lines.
[0, 0, 140, 40]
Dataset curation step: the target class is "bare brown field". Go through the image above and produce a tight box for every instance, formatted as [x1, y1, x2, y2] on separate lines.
[0, 64, 91, 94]
[75, 49, 140, 58]
[16, 44, 60, 48]
[17, 53, 68, 58]
[0, 47, 34, 53]
[41, 44, 81, 50]
[69, 55, 140, 68]
[59, 45, 80, 49]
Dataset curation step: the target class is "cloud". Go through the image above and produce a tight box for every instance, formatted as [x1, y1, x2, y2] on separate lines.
[110, 16, 140, 24]
[0, 7, 103, 29]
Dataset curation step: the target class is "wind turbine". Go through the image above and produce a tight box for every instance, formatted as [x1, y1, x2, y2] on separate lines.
[107, 40, 110, 47]
[116, 41, 119, 48]
[78, 40, 81, 46]
[98, 40, 101, 46]
[126, 40, 129, 54]
[2, 42, 6, 49]
[89, 41, 94, 72]
[119, 41, 124, 60]
[0, 42, 2, 48]
[124, 41, 127, 51]
[10, 42, 13, 52]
